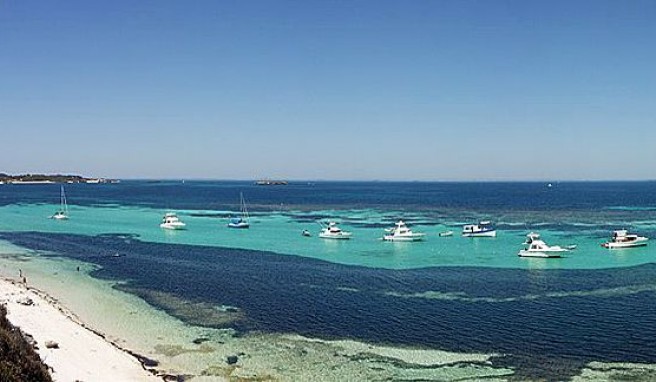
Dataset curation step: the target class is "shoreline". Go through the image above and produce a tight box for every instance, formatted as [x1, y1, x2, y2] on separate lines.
[0, 276, 165, 382]
[1, 245, 655, 381]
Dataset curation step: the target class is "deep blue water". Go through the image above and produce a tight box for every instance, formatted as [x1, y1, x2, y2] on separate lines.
[1, 180, 656, 212]
[2, 231, 655, 380]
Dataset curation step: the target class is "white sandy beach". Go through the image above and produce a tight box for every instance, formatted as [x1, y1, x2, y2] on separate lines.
[0, 277, 161, 382]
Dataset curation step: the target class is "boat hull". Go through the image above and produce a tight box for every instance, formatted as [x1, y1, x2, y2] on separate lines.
[228, 222, 250, 229]
[383, 234, 425, 242]
[319, 233, 351, 239]
[602, 240, 648, 249]
[518, 250, 564, 258]
[160, 223, 186, 230]
[462, 230, 497, 237]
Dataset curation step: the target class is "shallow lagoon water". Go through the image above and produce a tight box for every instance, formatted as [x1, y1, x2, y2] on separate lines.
[1, 181, 655, 380]
[0, 201, 654, 270]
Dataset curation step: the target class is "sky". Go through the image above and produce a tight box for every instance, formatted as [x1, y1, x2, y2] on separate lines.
[1, 0, 655, 181]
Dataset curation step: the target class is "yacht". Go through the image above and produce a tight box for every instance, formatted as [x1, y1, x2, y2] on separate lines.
[227, 192, 250, 229]
[518, 233, 568, 258]
[160, 213, 186, 230]
[50, 185, 69, 220]
[602, 230, 648, 249]
[462, 221, 496, 237]
[383, 220, 425, 242]
[319, 221, 352, 239]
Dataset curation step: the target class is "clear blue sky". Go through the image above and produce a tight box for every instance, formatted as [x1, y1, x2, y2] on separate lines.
[1, 1, 655, 180]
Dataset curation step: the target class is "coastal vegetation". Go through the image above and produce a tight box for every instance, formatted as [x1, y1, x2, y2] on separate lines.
[0, 304, 53, 382]
[0, 173, 115, 184]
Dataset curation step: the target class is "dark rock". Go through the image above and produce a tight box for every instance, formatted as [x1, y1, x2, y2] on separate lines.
[44, 340, 59, 349]
[22, 332, 36, 347]
[17, 297, 34, 306]
[135, 354, 159, 367]
[162, 375, 188, 382]
[192, 337, 210, 345]
[226, 355, 239, 365]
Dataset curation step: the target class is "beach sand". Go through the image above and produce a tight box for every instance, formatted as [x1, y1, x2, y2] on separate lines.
[0, 277, 162, 382]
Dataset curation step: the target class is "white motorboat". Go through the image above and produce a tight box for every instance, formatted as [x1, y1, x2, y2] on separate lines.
[228, 192, 250, 229]
[602, 230, 648, 249]
[438, 230, 454, 237]
[50, 185, 69, 220]
[319, 221, 352, 239]
[462, 221, 496, 237]
[383, 220, 425, 242]
[518, 233, 568, 258]
[160, 212, 186, 230]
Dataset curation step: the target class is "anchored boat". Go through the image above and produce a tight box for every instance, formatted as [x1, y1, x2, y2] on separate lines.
[383, 220, 425, 242]
[319, 221, 352, 239]
[518, 233, 568, 258]
[228, 192, 250, 229]
[602, 230, 648, 249]
[160, 212, 186, 230]
[462, 221, 496, 237]
[50, 185, 69, 220]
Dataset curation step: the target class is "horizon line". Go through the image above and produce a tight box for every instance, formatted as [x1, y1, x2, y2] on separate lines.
[109, 177, 656, 183]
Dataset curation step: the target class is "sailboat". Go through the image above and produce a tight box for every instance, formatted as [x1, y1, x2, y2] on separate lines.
[227, 192, 250, 229]
[51, 185, 69, 220]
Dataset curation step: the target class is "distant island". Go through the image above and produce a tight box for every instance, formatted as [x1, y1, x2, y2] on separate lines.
[0, 173, 119, 184]
[255, 179, 288, 185]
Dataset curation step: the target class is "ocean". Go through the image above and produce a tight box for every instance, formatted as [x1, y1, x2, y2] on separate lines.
[1, 181, 655, 381]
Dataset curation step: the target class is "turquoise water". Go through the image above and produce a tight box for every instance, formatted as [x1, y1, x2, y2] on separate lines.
[0, 201, 653, 270]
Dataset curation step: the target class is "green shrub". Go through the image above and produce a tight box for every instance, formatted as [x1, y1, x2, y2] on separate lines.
[0, 304, 52, 382]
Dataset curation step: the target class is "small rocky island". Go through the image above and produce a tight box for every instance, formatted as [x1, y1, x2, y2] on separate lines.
[0, 173, 119, 184]
[255, 179, 288, 185]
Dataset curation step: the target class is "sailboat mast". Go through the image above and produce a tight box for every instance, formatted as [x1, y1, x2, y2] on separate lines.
[61, 185, 68, 214]
[240, 192, 249, 221]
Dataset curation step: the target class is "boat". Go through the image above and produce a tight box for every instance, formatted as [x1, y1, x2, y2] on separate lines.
[319, 222, 352, 239]
[438, 230, 454, 237]
[50, 185, 69, 220]
[462, 221, 496, 237]
[302, 230, 311, 237]
[602, 230, 648, 249]
[383, 220, 425, 242]
[518, 233, 568, 258]
[160, 212, 186, 230]
[227, 192, 250, 229]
